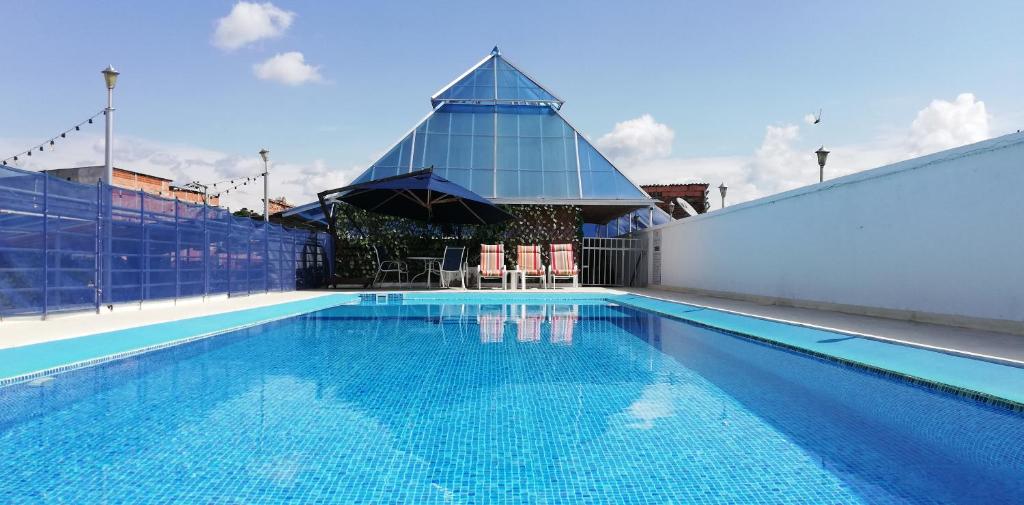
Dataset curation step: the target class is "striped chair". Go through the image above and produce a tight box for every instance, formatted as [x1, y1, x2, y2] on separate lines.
[515, 245, 547, 289]
[548, 243, 579, 288]
[477, 244, 506, 289]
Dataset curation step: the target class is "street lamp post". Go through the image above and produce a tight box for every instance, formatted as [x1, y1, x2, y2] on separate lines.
[815, 146, 830, 183]
[259, 149, 270, 222]
[101, 65, 119, 185]
[718, 183, 728, 208]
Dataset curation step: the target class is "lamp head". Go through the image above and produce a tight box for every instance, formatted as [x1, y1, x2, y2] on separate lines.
[102, 65, 120, 89]
[718, 183, 728, 198]
[815, 146, 830, 169]
[259, 149, 270, 163]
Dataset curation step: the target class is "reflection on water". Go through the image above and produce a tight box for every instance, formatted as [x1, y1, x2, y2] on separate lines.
[468, 304, 580, 345]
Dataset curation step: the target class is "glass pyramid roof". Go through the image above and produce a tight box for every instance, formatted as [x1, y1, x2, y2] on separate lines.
[347, 48, 654, 218]
[431, 47, 563, 109]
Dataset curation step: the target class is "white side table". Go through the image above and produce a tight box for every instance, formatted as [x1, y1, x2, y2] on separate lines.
[506, 270, 525, 290]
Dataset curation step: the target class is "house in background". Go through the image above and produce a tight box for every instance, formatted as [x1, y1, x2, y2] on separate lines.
[42, 166, 220, 205]
[642, 183, 709, 218]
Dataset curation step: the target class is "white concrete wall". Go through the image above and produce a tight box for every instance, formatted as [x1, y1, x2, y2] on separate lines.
[643, 132, 1024, 330]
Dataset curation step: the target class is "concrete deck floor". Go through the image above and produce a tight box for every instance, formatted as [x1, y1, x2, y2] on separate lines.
[631, 287, 1024, 366]
[1, 286, 1021, 367]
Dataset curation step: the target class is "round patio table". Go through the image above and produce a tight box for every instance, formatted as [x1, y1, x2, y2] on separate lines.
[407, 256, 443, 287]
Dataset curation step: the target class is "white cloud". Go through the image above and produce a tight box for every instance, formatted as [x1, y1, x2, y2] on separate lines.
[253, 52, 323, 85]
[0, 134, 360, 212]
[595, 114, 675, 165]
[213, 1, 295, 51]
[907, 93, 989, 156]
[607, 93, 996, 207]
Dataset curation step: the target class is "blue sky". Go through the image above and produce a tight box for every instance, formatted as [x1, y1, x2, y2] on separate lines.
[2, 0, 1021, 209]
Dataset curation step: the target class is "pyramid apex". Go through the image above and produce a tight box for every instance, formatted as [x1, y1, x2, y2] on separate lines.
[491, 46, 500, 56]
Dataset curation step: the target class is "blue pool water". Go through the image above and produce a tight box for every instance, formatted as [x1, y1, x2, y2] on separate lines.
[1, 301, 1022, 503]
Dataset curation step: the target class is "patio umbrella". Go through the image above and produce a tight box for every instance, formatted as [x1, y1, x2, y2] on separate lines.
[318, 168, 512, 225]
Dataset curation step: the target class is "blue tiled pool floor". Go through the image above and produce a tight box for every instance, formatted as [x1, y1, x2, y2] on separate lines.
[1, 302, 1021, 503]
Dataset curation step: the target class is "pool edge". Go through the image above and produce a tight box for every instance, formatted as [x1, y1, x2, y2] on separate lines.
[0, 293, 359, 387]
[612, 293, 1024, 413]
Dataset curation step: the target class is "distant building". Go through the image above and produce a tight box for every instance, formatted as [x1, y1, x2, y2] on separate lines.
[42, 166, 220, 206]
[266, 197, 293, 215]
[641, 183, 709, 218]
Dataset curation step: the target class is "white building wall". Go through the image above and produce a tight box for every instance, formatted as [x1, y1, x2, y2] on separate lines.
[642, 133, 1024, 332]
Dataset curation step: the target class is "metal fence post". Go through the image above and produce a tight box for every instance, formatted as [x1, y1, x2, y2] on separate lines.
[95, 182, 101, 313]
[140, 191, 146, 306]
[264, 223, 269, 294]
[246, 222, 251, 295]
[202, 200, 208, 299]
[41, 174, 49, 319]
[226, 213, 232, 296]
[174, 198, 180, 303]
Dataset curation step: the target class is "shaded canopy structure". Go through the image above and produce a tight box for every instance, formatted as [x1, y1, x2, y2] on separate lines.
[318, 168, 512, 225]
[282, 47, 660, 228]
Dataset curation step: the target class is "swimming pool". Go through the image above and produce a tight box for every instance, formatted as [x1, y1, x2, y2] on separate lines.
[1, 299, 1021, 503]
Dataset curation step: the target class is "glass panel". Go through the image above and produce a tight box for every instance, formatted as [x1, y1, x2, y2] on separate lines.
[451, 113, 473, 135]
[473, 112, 494, 135]
[497, 136, 518, 170]
[422, 133, 449, 169]
[542, 138, 567, 171]
[471, 136, 493, 170]
[496, 170, 519, 198]
[497, 114, 518, 137]
[519, 170, 543, 196]
[544, 170, 569, 198]
[447, 168, 472, 189]
[519, 138, 541, 170]
[448, 135, 473, 168]
[427, 114, 450, 134]
[518, 114, 541, 137]
[471, 169, 493, 197]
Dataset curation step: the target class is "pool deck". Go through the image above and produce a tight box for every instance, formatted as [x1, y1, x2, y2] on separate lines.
[0, 291, 335, 350]
[629, 288, 1024, 367]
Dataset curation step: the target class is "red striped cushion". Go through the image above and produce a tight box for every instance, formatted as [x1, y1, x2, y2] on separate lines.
[549, 243, 577, 276]
[516, 245, 544, 276]
[480, 244, 505, 276]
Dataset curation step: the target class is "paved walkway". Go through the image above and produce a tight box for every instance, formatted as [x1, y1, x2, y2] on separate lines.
[0, 291, 333, 350]
[628, 287, 1024, 366]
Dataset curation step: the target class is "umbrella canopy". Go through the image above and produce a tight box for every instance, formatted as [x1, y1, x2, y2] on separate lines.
[318, 168, 512, 225]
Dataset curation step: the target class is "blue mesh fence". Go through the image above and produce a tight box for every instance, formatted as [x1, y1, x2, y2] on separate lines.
[0, 165, 332, 317]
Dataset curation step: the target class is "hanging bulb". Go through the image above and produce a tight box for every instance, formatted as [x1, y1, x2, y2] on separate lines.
[88, 118, 93, 124]
[61, 133, 66, 138]
[75, 126, 80, 131]
[13, 156, 18, 161]
[39, 146, 44, 152]
[49, 140, 55, 146]
[27, 151, 32, 156]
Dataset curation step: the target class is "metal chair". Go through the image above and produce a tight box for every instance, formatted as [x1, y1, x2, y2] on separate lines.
[372, 245, 408, 287]
[438, 246, 467, 288]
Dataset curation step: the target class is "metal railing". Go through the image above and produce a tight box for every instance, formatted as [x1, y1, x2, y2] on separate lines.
[581, 237, 646, 287]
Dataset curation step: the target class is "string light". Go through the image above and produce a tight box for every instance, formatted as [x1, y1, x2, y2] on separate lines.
[2, 109, 104, 166]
